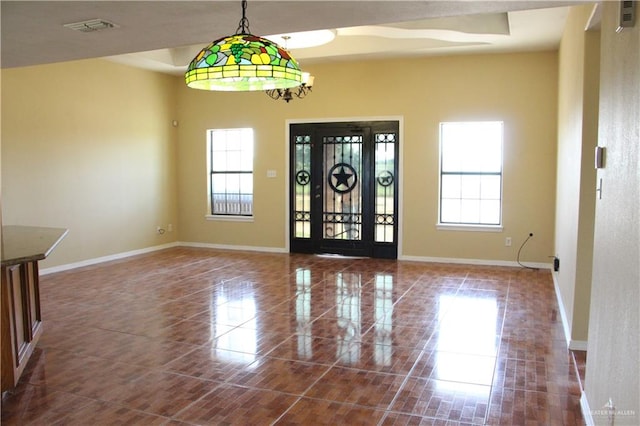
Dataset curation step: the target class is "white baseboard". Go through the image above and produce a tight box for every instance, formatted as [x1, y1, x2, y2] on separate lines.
[399, 254, 551, 270]
[40, 242, 288, 275]
[178, 241, 287, 254]
[41, 243, 549, 276]
[552, 271, 573, 348]
[550, 274, 592, 426]
[581, 392, 595, 426]
[40, 242, 181, 275]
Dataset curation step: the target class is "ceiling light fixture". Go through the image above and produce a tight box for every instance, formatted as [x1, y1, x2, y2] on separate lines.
[266, 71, 314, 103]
[264, 36, 314, 103]
[185, 0, 303, 91]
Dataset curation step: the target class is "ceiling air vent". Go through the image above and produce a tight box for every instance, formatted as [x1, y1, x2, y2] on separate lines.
[63, 19, 119, 33]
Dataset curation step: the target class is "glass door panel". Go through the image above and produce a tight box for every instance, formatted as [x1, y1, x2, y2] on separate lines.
[374, 132, 396, 243]
[293, 135, 312, 239]
[323, 134, 363, 241]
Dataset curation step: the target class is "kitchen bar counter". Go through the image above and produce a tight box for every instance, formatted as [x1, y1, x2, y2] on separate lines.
[2, 225, 68, 267]
[1, 225, 67, 394]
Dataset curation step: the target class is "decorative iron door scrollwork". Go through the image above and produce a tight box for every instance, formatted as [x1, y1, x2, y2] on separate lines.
[323, 135, 363, 241]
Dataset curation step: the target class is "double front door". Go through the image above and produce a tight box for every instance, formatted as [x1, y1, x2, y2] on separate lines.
[290, 121, 399, 259]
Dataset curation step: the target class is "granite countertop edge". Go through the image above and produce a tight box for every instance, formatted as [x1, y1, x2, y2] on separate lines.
[1, 226, 69, 267]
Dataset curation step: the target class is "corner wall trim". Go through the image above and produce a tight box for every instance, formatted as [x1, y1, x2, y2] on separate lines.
[40, 242, 181, 275]
[581, 392, 595, 426]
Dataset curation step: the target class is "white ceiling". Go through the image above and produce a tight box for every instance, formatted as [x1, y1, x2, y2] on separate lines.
[1, 1, 579, 76]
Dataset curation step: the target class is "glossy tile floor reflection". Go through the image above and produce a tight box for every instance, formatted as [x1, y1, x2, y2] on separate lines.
[1, 248, 584, 425]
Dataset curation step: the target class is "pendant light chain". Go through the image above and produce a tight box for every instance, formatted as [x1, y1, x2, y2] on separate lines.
[235, 0, 250, 35]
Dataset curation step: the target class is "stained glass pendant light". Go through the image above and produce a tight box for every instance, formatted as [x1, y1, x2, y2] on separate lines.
[185, 0, 303, 91]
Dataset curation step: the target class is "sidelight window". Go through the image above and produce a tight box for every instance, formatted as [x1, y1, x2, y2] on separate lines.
[439, 121, 503, 226]
[207, 128, 254, 217]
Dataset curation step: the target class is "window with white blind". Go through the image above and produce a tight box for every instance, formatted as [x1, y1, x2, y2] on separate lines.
[439, 121, 503, 227]
[207, 128, 254, 217]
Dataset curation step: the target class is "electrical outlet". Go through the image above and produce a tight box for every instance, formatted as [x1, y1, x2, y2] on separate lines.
[505, 237, 512, 247]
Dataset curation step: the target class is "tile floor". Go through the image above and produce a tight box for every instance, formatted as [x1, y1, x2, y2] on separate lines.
[1, 248, 584, 425]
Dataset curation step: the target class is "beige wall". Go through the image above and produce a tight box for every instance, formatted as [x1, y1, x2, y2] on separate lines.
[2, 51, 558, 267]
[586, 2, 639, 424]
[1, 59, 179, 267]
[554, 4, 599, 346]
[574, 27, 599, 342]
[176, 52, 558, 263]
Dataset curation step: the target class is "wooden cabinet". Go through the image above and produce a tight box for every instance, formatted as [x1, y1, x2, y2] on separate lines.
[1, 261, 43, 393]
[1, 225, 67, 394]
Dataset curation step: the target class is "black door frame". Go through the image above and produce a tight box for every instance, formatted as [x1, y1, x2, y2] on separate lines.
[288, 120, 399, 259]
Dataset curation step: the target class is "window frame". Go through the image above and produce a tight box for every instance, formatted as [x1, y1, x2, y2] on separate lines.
[206, 128, 254, 221]
[437, 121, 504, 231]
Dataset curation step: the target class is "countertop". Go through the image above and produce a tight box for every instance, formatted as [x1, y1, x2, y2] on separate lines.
[1, 226, 68, 267]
